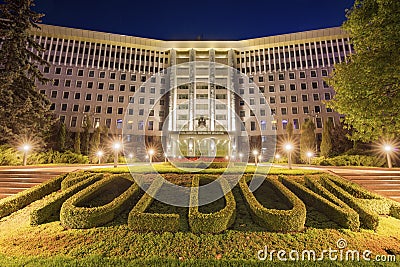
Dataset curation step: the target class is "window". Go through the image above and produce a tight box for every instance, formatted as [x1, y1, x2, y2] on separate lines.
[258, 76, 264, 83]
[63, 92, 69, 99]
[293, 119, 299, 129]
[268, 74, 274, 81]
[313, 93, 320, 101]
[88, 70, 95, 77]
[107, 107, 113, 114]
[51, 91, 57, 98]
[87, 81, 93, 89]
[301, 83, 307, 90]
[291, 95, 297, 102]
[302, 94, 308, 101]
[290, 84, 296, 91]
[44, 66, 50, 73]
[130, 85, 136, 92]
[323, 81, 330, 88]
[84, 105, 90, 113]
[40, 89, 45, 94]
[251, 121, 256, 131]
[118, 96, 124, 103]
[260, 109, 266, 116]
[250, 99, 255, 105]
[70, 117, 77, 127]
[61, 103, 67, 111]
[324, 93, 331, 100]
[150, 87, 156, 94]
[65, 80, 71, 87]
[312, 82, 318, 89]
[278, 73, 285, 80]
[303, 106, 309, 114]
[131, 74, 136, 81]
[178, 94, 188, 99]
[271, 108, 276, 115]
[76, 81, 82, 88]
[85, 93, 92, 101]
[97, 94, 103, 101]
[289, 72, 295, 79]
[316, 117, 323, 128]
[240, 110, 245, 117]
[314, 105, 321, 113]
[141, 76, 146, 82]
[281, 107, 287, 115]
[110, 72, 116, 79]
[117, 108, 123, 114]
[106, 119, 111, 128]
[66, 68, 73, 75]
[279, 84, 285, 91]
[149, 98, 155, 105]
[269, 85, 275, 92]
[129, 97, 134, 103]
[321, 69, 328, 77]
[139, 109, 144, 115]
[109, 83, 115, 90]
[299, 71, 306, 78]
[55, 67, 61, 74]
[150, 76, 156, 83]
[249, 87, 255, 94]
[260, 98, 265, 104]
[50, 103, 55, 110]
[128, 109, 134, 115]
[310, 70, 317, 77]
[120, 73, 126, 80]
[270, 96, 276, 104]
[53, 79, 59, 86]
[259, 86, 265, 93]
[292, 107, 298, 114]
[139, 97, 145, 104]
[140, 86, 145, 93]
[107, 95, 113, 102]
[119, 84, 125, 91]
[280, 96, 286, 103]
[99, 71, 105, 78]
[95, 106, 102, 113]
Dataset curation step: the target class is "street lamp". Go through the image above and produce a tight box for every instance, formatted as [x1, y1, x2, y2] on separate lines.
[148, 149, 155, 163]
[275, 154, 281, 163]
[284, 143, 294, 169]
[21, 144, 31, 166]
[164, 153, 168, 163]
[113, 142, 121, 168]
[96, 150, 104, 164]
[306, 151, 313, 165]
[383, 144, 394, 168]
[252, 149, 259, 166]
[239, 153, 243, 162]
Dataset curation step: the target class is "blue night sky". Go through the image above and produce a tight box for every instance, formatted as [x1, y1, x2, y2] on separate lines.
[34, 0, 355, 40]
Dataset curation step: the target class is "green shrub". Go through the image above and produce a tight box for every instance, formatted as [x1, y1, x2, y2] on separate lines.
[312, 155, 385, 167]
[317, 176, 380, 230]
[239, 175, 306, 232]
[30, 174, 103, 225]
[0, 174, 66, 219]
[189, 176, 236, 233]
[60, 174, 139, 229]
[128, 177, 180, 232]
[27, 150, 89, 165]
[390, 204, 400, 219]
[281, 176, 359, 231]
[173, 162, 228, 169]
[0, 145, 21, 165]
[61, 171, 96, 190]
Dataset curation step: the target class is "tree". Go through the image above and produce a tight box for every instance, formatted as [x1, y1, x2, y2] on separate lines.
[59, 122, 66, 152]
[74, 132, 81, 154]
[0, 0, 53, 144]
[300, 119, 316, 162]
[326, 0, 400, 142]
[81, 116, 91, 155]
[331, 122, 353, 156]
[286, 122, 294, 141]
[320, 119, 333, 157]
[91, 126, 101, 152]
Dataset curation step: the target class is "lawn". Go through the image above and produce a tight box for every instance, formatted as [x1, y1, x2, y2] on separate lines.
[0, 166, 399, 266]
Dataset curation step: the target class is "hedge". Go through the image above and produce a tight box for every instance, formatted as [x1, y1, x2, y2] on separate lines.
[188, 176, 236, 233]
[173, 162, 228, 169]
[280, 176, 360, 231]
[30, 174, 103, 225]
[317, 176, 380, 230]
[128, 177, 180, 232]
[60, 174, 139, 229]
[311, 155, 385, 167]
[61, 171, 96, 190]
[239, 175, 306, 232]
[0, 174, 66, 219]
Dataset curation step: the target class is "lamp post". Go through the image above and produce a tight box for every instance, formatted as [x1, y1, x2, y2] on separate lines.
[164, 153, 168, 163]
[148, 149, 155, 164]
[239, 153, 243, 162]
[22, 144, 31, 166]
[252, 150, 259, 166]
[96, 150, 104, 164]
[275, 154, 281, 163]
[383, 145, 393, 168]
[113, 142, 121, 168]
[284, 143, 294, 169]
[306, 151, 313, 165]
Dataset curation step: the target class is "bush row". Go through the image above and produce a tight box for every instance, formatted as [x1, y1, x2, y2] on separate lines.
[30, 174, 103, 225]
[60, 174, 139, 229]
[312, 155, 385, 167]
[318, 176, 380, 230]
[172, 162, 229, 169]
[188, 176, 236, 233]
[0, 174, 66, 219]
[128, 177, 180, 232]
[61, 171, 96, 190]
[281, 176, 360, 231]
[239, 175, 306, 232]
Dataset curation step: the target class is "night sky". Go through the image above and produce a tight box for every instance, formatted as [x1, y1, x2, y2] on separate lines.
[34, 0, 355, 40]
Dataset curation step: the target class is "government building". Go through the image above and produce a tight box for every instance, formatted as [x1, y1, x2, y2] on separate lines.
[31, 24, 352, 160]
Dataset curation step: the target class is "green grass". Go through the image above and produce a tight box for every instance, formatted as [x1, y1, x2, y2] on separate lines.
[0, 170, 399, 266]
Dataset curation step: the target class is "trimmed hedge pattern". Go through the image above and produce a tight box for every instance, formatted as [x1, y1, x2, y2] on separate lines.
[189, 176, 236, 233]
[239, 175, 306, 232]
[0, 174, 66, 219]
[30, 174, 103, 225]
[281, 176, 360, 231]
[60, 174, 139, 229]
[61, 171, 96, 190]
[128, 177, 180, 232]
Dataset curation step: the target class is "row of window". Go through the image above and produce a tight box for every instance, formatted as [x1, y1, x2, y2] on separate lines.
[246, 69, 328, 83]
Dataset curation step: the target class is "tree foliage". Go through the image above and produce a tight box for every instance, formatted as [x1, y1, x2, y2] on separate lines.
[286, 122, 294, 141]
[326, 0, 400, 142]
[74, 132, 81, 155]
[0, 0, 53, 145]
[300, 120, 316, 162]
[320, 119, 333, 158]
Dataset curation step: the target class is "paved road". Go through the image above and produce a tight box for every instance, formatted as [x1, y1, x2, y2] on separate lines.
[0, 165, 112, 199]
